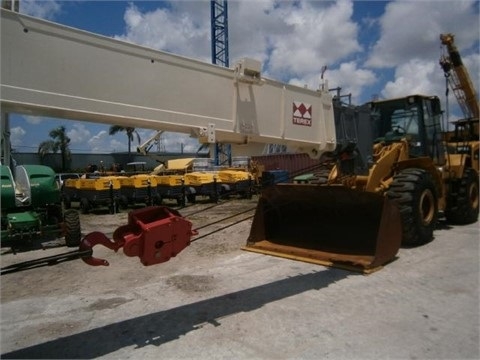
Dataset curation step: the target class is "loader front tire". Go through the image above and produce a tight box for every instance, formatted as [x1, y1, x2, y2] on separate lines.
[445, 168, 479, 225]
[387, 168, 438, 246]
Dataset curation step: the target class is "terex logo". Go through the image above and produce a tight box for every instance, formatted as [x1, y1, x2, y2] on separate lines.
[293, 102, 312, 126]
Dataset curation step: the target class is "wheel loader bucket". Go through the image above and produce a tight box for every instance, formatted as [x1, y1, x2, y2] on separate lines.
[243, 184, 402, 273]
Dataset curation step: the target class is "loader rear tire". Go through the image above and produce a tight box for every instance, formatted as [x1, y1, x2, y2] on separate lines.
[445, 168, 479, 225]
[387, 168, 438, 246]
[64, 209, 81, 247]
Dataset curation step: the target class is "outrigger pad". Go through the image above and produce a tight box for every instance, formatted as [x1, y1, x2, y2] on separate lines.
[244, 184, 402, 273]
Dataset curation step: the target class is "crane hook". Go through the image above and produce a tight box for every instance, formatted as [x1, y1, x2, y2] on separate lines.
[79, 231, 124, 266]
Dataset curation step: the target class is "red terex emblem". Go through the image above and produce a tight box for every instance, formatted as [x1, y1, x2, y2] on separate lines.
[293, 102, 312, 126]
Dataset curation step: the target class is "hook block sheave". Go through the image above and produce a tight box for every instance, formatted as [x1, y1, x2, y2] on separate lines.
[113, 206, 197, 266]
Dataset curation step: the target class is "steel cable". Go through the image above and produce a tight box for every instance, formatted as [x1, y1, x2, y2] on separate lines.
[1, 249, 93, 275]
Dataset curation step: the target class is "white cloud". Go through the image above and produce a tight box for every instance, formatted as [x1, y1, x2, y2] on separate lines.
[67, 123, 91, 145]
[364, 0, 479, 122]
[161, 132, 200, 154]
[115, 2, 211, 62]
[87, 130, 109, 153]
[108, 139, 128, 153]
[23, 115, 43, 125]
[10, 126, 26, 147]
[19, 0, 61, 20]
[114, 0, 361, 82]
[382, 59, 441, 99]
[265, 0, 361, 78]
[290, 61, 378, 103]
[366, 0, 479, 68]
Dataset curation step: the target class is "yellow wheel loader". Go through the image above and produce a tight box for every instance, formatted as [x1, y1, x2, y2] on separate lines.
[245, 95, 479, 273]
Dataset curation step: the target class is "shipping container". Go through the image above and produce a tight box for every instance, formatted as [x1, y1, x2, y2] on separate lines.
[251, 153, 325, 181]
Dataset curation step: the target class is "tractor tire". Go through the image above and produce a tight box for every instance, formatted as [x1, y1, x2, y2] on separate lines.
[177, 196, 186, 207]
[152, 194, 162, 206]
[109, 202, 115, 215]
[63, 195, 72, 209]
[119, 195, 129, 209]
[386, 168, 438, 246]
[80, 198, 90, 214]
[64, 209, 81, 247]
[445, 168, 479, 225]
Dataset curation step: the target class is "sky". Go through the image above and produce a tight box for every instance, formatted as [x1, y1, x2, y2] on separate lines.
[5, 0, 480, 154]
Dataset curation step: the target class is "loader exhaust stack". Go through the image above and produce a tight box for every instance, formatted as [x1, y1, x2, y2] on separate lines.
[244, 184, 402, 273]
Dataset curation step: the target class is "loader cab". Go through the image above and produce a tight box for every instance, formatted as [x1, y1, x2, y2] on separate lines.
[369, 95, 445, 165]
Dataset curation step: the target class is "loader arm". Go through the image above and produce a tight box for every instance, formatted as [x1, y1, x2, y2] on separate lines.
[364, 141, 409, 192]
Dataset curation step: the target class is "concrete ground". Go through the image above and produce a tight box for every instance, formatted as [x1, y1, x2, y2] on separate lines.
[1, 197, 479, 359]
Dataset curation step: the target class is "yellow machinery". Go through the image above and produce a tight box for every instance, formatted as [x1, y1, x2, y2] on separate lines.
[63, 176, 122, 214]
[156, 174, 186, 206]
[245, 95, 479, 272]
[184, 172, 219, 203]
[217, 169, 254, 199]
[118, 174, 160, 208]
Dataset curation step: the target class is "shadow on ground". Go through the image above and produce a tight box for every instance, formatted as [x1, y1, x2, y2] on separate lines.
[2, 268, 352, 359]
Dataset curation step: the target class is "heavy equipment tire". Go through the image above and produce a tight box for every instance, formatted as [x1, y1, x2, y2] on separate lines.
[177, 196, 186, 207]
[64, 209, 81, 247]
[445, 168, 479, 225]
[63, 195, 72, 209]
[209, 192, 219, 203]
[80, 198, 90, 214]
[109, 202, 115, 215]
[152, 195, 162, 205]
[387, 168, 438, 246]
[119, 195, 129, 209]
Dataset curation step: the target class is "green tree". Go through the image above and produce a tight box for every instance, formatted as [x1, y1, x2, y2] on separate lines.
[108, 125, 141, 159]
[38, 126, 71, 171]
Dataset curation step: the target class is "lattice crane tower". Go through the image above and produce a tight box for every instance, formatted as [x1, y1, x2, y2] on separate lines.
[211, 0, 231, 166]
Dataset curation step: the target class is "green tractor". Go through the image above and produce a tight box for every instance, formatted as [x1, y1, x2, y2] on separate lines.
[1, 164, 81, 249]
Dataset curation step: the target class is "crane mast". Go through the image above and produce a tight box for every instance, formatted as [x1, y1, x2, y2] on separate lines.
[210, 0, 231, 166]
[439, 33, 479, 120]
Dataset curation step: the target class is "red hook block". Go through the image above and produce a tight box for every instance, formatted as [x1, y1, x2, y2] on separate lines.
[113, 206, 198, 266]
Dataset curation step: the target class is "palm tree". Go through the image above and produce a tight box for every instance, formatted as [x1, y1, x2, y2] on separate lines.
[108, 125, 141, 159]
[38, 126, 71, 171]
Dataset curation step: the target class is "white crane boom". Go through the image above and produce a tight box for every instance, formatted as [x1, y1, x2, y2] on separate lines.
[0, 9, 337, 159]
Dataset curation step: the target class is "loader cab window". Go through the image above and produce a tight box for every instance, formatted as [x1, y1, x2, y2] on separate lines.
[422, 97, 446, 165]
[371, 98, 422, 157]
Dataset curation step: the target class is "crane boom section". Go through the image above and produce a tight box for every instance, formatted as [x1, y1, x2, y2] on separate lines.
[0, 9, 336, 158]
[440, 33, 479, 120]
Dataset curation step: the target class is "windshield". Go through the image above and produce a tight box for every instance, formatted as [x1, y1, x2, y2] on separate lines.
[391, 107, 419, 136]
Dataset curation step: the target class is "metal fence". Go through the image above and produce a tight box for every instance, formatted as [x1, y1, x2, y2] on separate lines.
[11, 152, 207, 173]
